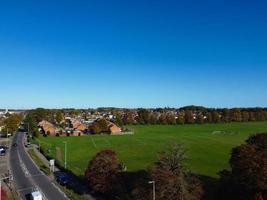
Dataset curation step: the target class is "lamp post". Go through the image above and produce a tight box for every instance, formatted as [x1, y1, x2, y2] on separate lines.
[6, 128, 9, 147]
[63, 141, 67, 169]
[148, 181, 155, 200]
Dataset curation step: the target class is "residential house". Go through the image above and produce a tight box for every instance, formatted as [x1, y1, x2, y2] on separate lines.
[108, 122, 121, 134]
[71, 119, 87, 132]
[38, 120, 57, 136]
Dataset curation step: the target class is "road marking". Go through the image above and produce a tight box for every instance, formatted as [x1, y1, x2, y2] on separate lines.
[90, 136, 97, 148]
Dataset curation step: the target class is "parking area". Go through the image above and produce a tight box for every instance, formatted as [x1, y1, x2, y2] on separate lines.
[0, 138, 10, 175]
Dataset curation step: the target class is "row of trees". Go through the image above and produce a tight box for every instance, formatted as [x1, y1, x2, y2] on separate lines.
[84, 133, 267, 200]
[0, 113, 23, 136]
[116, 108, 267, 126]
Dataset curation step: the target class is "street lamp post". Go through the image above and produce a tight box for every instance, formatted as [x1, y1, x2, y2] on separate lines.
[63, 141, 67, 169]
[6, 128, 9, 147]
[148, 181, 155, 200]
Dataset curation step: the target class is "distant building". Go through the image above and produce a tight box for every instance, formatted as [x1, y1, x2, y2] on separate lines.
[70, 119, 87, 132]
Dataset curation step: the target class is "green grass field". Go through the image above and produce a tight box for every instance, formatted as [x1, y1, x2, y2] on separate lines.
[37, 122, 267, 178]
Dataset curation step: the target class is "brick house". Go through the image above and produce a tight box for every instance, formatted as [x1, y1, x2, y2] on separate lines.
[38, 120, 57, 136]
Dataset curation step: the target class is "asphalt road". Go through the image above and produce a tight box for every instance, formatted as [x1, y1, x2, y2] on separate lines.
[10, 132, 69, 200]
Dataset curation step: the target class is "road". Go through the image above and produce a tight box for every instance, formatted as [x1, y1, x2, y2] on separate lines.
[10, 131, 69, 200]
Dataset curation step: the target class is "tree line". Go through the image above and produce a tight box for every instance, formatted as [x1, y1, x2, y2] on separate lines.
[115, 107, 267, 126]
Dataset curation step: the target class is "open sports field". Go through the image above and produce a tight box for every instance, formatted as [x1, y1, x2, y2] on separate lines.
[38, 122, 267, 178]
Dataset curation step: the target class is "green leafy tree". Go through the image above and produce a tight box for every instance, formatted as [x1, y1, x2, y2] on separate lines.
[55, 111, 63, 124]
[2, 113, 23, 135]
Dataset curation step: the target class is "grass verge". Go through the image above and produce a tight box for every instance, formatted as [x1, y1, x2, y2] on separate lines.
[27, 148, 51, 176]
[57, 185, 90, 200]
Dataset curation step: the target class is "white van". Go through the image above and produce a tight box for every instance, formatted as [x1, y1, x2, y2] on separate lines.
[31, 191, 42, 200]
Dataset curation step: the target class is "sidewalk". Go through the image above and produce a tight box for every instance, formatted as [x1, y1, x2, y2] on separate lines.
[32, 145, 59, 172]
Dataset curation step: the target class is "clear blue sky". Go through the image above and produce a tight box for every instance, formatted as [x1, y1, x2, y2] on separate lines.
[0, 0, 267, 109]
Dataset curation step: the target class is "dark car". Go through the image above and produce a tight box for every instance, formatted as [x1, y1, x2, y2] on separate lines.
[25, 142, 31, 148]
[55, 173, 68, 186]
[0, 145, 7, 149]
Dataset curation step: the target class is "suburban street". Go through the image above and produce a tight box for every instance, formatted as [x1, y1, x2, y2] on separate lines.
[10, 131, 69, 200]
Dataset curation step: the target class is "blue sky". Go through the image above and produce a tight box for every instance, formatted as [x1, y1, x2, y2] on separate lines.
[0, 0, 267, 109]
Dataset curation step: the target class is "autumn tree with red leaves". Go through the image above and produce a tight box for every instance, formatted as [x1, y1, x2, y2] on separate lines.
[85, 150, 122, 195]
[1, 187, 8, 200]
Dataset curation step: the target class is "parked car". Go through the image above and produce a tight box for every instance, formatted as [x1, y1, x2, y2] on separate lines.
[0, 145, 7, 155]
[30, 190, 42, 200]
[25, 142, 31, 148]
[55, 172, 69, 186]
[0, 147, 6, 156]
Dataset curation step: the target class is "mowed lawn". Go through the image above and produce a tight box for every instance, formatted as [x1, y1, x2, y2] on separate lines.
[38, 122, 267, 178]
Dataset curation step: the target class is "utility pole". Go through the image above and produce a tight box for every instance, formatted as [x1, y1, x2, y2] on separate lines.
[148, 181, 155, 200]
[6, 128, 8, 147]
[63, 141, 67, 169]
